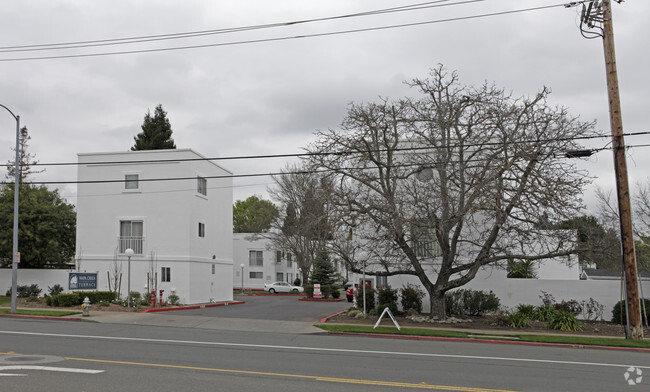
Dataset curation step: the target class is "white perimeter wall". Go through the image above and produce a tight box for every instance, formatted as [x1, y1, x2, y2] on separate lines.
[0, 269, 76, 296]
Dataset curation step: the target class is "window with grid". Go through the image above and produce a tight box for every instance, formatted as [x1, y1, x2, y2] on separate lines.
[276, 250, 282, 263]
[276, 272, 284, 281]
[249, 250, 263, 267]
[119, 220, 143, 254]
[249, 271, 263, 279]
[197, 176, 207, 196]
[161, 267, 171, 282]
[286, 253, 292, 267]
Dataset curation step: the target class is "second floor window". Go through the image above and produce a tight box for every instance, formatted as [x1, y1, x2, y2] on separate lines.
[198, 222, 205, 237]
[124, 174, 139, 190]
[249, 250, 263, 267]
[197, 176, 207, 196]
[120, 220, 143, 254]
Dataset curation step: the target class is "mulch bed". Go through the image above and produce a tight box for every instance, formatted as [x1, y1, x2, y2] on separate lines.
[328, 312, 648, 338]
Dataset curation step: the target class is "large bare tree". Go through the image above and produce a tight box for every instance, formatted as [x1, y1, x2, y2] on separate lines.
[308, 65, 595, 316]
[269, 164, 337, 283]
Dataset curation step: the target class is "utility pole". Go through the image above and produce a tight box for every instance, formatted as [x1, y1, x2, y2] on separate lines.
[577, 0, 643, 340]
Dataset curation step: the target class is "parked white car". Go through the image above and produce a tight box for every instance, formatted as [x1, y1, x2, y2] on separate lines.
[264, 282, 304, 294]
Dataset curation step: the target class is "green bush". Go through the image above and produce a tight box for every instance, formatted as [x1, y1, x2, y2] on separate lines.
[400, 284, 424, 313]
[57, 293, 83, 307]
[6, 284, 42, 298]
[45, 296, 53, 306]
[611, 299, 650, 326]
[48, 284, 64, 296]
[355, 286, 375, 310]
[547, 310, 582, 331]
[445, 289, 501, 316]
[76, 291, 116, 304]
[508, 311, 531, 328]
[376, 287, 399, 315]
[534, 305, 557, 322]
[167, 294, 180, 305]
[304, 284, 314, 298]
[515, 304, 536, 319]
[25, 296, 40, 303]
[331, 287, 341, 299]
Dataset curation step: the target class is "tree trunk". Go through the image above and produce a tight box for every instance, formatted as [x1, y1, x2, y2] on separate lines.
[429, 291, 446, 318]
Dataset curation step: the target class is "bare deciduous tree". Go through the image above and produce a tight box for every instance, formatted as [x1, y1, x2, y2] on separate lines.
[308, 65, 595, 317]
[269, 164, 337, 283]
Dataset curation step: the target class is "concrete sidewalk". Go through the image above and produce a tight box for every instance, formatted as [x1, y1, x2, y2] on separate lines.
[75, 310, 325, 334]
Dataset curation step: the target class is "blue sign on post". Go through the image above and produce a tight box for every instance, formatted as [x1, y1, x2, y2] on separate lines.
[69, 273, 97, 290]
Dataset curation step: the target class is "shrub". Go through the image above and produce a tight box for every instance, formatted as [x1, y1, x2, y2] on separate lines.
[304, 284, 314, 298]
[515, 304, 536, 319]
[534, 304, 557, 322]
[555, 299, 582, 316]
[57, 293, 83, 307]
[48, 284, 64, 296]
[45, 296, 53, 306]
[547, 310, 582, 331]
[400, 284, 424, 314]
[293, 278, 301, 286]
[376, 287, 399, 315]
[167, 294, 180, 306]
[611, 299, 650, 326]
[580, 298, 604, 321]
[508, 311, 531, 329]
[331, 287, 341, 299]
[445, 289, 500, 316]
[76, 291, 116, 303]
[355, 286, 375, 310]
[7, 284, 43, 298]
[25, 296, 40, 303]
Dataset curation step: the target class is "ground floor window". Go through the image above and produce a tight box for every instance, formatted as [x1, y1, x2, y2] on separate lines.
[249, 271, 263, 279]
[376, 275, 388, 288]
[161, 267, 171, 282]
[276, 272, 284, 281]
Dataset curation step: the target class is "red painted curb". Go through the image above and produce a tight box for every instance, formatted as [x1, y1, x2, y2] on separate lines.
[0, 314, 82, 322]
[326, 331, 650, 353]
[299, 298, 346, 302]
[141, 301, 245, 313]
[320, 310, 348, 323]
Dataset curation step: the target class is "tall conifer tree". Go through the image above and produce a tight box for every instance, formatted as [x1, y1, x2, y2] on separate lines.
[132, 104, 177, 150]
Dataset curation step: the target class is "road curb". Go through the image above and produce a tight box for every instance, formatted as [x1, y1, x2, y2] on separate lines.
[141, 301, 245, 313]
[325, 331, 650, 353]
[0, 313, 83, 322]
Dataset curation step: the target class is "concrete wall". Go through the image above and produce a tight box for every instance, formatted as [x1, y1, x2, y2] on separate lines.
[0, 269, 75, 296]
[387, 266, 650, 319]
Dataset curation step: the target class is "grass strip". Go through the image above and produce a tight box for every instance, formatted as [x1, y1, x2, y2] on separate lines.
[0, 308, 81, 317]
[0, 296, 10, 306]
[316, 324, 650, 349]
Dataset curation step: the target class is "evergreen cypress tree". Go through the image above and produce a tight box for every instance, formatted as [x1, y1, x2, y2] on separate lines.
[132, 104, 177, 151]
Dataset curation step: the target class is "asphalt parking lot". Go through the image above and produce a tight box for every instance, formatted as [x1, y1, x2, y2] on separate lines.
[171, 294, 351, 322]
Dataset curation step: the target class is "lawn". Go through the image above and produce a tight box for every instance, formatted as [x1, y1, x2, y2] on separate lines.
[316, 324, 650, 350]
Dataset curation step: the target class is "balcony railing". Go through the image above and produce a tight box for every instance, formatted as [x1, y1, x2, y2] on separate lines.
[119, 236, 144, 254]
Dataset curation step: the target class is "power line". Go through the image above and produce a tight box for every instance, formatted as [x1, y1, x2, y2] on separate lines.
[0, 1, 482, 53]
[7, 140, 650, 187]
[22, 130, 650, 168]
[0, 2, 573, 62]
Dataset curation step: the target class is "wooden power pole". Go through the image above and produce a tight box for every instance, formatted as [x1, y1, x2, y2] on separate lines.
[599, 0, 643, 340]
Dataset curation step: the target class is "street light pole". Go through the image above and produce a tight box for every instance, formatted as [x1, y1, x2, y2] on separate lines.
[0, 104, 20, 314]
[125, 248, 134, 308]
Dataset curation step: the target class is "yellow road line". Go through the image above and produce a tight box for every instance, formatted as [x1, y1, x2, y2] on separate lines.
[64, 356, 518, 392]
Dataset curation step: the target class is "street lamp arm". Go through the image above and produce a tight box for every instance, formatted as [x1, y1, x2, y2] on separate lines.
[0, 103, 19, 121]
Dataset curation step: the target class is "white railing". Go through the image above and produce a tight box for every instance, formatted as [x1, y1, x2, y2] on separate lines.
[119, 236, 143, 254]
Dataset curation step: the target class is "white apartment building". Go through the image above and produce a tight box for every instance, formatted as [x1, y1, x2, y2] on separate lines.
[233, 233, 300, 290]
[76, 149, 233, 304]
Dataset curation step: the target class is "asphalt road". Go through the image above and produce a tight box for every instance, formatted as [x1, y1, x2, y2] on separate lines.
[174, 294, 351, 321]
[0, 317, 648, 392]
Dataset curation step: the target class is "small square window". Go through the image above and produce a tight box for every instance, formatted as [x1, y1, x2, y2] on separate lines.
[161, 267, 171, 282]
[197, 176, 207, 196]
[125, 174, 139, 190]
[198, 222, 205, 237]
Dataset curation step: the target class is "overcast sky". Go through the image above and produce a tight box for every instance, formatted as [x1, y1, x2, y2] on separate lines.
[0, 0, 648, 213]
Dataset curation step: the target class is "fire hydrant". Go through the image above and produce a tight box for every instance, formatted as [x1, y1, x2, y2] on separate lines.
[82, 297, 91, 317]
[159, 289, 165, 306]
